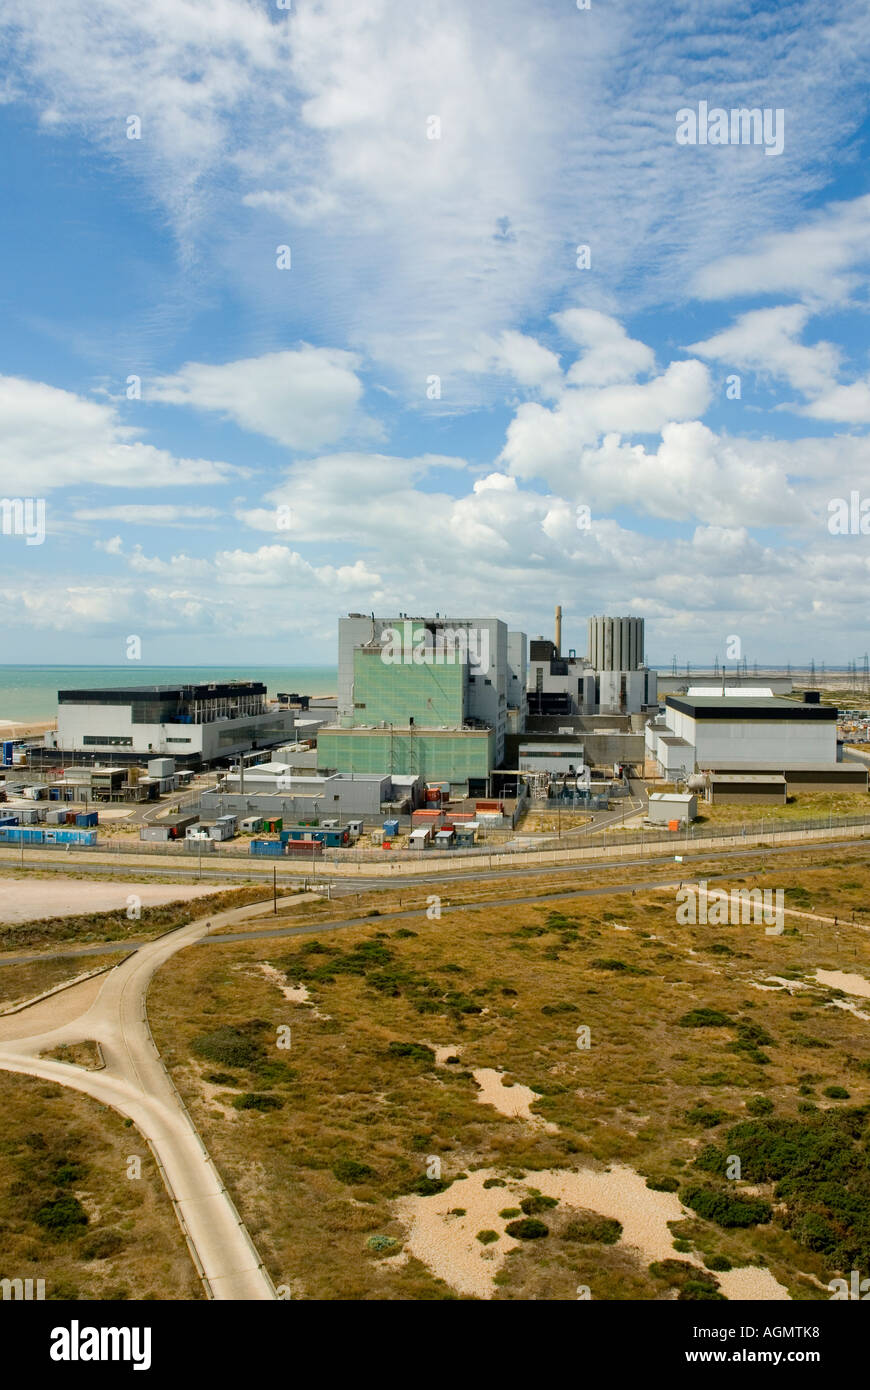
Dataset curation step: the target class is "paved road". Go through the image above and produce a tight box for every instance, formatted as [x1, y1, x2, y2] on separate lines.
[0, 898, 280, 1300]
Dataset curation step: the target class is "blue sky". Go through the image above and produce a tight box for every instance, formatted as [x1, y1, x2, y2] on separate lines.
[1, 0, 869, 667]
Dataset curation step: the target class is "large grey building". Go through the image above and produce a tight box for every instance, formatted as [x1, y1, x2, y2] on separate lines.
[41, 682, 295, 769]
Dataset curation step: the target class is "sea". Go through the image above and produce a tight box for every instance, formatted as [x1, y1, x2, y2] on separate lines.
[0, 667, 338, 723]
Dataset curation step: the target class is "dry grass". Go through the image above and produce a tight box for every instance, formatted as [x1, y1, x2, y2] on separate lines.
[0, 1071, 203, 1300]
[0, 953, 122, 1010]
[147, 848, 870, 1300]
[40, 1040, 103, 1071]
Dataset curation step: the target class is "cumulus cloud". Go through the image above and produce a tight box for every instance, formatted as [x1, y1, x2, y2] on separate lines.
[0, 375, 237, 493]
[150, 347, 380, 450]
[693, 194, 870, 307]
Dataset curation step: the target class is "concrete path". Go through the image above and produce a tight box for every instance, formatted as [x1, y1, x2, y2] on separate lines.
[0, 899, 280, 1300]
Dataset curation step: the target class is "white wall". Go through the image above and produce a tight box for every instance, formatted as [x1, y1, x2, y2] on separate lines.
[668, 710, 836, 766]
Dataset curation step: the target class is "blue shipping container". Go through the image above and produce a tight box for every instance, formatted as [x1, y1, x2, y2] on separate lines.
[250, 839, 284, 857]
[0, 827, 44, 843]
[383, 819, 399, 836]
[76, 811, 99, 827]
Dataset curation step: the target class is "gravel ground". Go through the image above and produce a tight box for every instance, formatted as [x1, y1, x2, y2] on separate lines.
[0, 877, 232, 923]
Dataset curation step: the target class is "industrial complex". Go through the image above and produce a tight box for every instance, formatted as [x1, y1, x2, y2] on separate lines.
[0, 603, 866, 852]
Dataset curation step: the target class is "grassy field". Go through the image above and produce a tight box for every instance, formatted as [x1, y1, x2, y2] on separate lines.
[0, 953, 122, 1010]
[147, 849, 870, 1300]
[696, 792, 870, 825]
[0, 1072, 202, 1300]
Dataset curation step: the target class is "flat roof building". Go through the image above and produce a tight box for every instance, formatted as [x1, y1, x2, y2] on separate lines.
[647, 693, 837, 776]
[41, 682, 295, 770]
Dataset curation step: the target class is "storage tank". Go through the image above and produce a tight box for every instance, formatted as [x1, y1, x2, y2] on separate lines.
[587, 616, 645, 671]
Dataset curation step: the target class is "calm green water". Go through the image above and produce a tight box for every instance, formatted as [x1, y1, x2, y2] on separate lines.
[0, 667, 338, 722]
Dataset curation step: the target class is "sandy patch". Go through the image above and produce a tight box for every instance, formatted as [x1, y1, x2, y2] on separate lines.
[472, 1068, 558, 1133]
[394, 1164, 791, 1301]
[829, 999, 870, 1022]
[752, 976, 809, 993]
[249, 962, 331, 1019]
[716, 1266, 791, 1300]
[0, 879, 231, 924]
[815, 969, 870, 998]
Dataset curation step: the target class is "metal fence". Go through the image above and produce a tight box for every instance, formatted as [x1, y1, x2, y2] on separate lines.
[5, 808, 870, 870]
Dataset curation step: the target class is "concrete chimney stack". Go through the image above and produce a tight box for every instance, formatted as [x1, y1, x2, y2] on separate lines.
[555, 604, 562, 655]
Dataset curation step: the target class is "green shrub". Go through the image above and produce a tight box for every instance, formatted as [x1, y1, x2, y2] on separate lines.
[409, 1176, 451, 1196]
[561, 1213, 622, 1244]
[332, 1159, 376, 1184]
[520, 1194, 558, 1215]
[387, 1041, 436, 1066]
[205, 1072, 238, 1086]
[685, 1106, 728, 1128]
[366, 1234, 397, 1252]
[704, 1253, 733, 1272]
[746, 1096, 774, 1116]
[499, 1207, 522, 1218]
[680, 1185, 772, 1228]
[34, 1194, 88, 1234]
[680, 1279, 726, 1300]
[483, 1178, 506, 1189]
[646, 1175, 680, 1192]
[649, 1258, 722, 1301]
[505, 1217, 549, 1240]
[232, 1093, 284, 1111]
[590, 958, 650, 975]
[476, 1230, 499, 1245]
[823, 1086, 850, 1100]
[678, 1008, 733, 1028]
[192, 1027, 263, 1070]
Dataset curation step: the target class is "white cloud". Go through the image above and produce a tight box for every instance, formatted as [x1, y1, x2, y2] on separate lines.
[688, 305, 840, 397]
[462, 331, 563, 398]
[150, 347, 379, 451]
[0, 375, 237, 493]
[692, 194, 870, 306]
[5, 0, 867, 394]
[689, 304, 870, 424]
[555, 309, 656, 387]
[76, 505, 221, 524]
[500, 358, 712, 484]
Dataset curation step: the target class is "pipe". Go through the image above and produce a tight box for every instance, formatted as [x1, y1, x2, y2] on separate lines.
[555, 604, 562, 655]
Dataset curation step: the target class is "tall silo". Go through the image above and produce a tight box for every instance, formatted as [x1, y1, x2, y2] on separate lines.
[587, 615, 645, 670]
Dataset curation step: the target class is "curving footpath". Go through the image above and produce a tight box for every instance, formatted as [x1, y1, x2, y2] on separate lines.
[0, 900, 280, 1300]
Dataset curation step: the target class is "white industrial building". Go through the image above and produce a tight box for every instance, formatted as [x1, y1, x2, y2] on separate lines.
[646, 693, 838, 776]
[528, 612, 657, 717]
[43, 682, 295, 769]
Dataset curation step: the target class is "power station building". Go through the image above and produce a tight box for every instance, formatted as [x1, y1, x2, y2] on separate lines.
[316, 614, 528, 792]
[528, 612, 657, 716]
[41, 682, 295, 769]
[646, 692, 839, 778]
